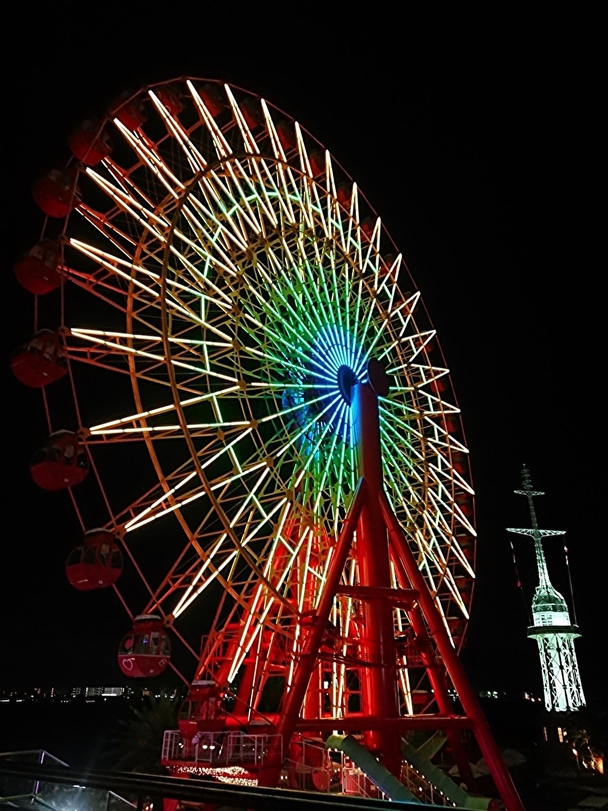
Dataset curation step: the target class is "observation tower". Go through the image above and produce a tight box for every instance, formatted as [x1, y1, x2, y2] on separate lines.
[507, 466, 585, 716]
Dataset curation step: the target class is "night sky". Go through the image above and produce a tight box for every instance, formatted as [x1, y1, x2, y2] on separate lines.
[3, 8, 603, 705]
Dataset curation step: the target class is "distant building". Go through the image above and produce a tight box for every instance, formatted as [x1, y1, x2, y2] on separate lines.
[101, 687, 125, 697]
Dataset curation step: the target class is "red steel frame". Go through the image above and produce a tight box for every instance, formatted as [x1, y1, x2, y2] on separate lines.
[256, 381, 525, 810]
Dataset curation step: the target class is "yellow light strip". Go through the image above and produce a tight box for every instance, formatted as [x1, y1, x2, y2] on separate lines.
[187, 80, 232, 159]
[113, 118, 184, 197]
[224, 85, 260, 155]
[148, 89, 209, 174]
[89, 385, 240, 432]
[69, 331, 237, 384]
[71, 326, 231, 349]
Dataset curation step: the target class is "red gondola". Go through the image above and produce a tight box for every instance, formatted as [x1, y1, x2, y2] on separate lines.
[336, 182, 351, 207]
[68, 119, 112, 166]
[452, 451, 468, 474]
[456, 491, 474, 517]
[276, 119, 296, 152]
[33, 166, 81, 218]
[155, 85, 184, 116]
[65, 529, 123, 591]
[429, 376, 448, 394]
[117, 615, 171, 678]
[11, 329, 67, 388]
[308, 149, 325, 179]
[360, 217, 375, 238]
[109, 92, 147, 130]
[444, 416, 460, 434]
[30, 430, 89, 491]
[13, 239, 64, 295]
[199, 83, 224, 117]
[240, 98, 261, 130]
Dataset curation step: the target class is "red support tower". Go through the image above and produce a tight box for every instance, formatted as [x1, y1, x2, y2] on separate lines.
[164, 371, 524, 811]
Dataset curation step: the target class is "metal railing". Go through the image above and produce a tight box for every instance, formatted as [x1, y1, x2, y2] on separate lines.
[162, 729, 282, 768]
[0, 759, 472, 810]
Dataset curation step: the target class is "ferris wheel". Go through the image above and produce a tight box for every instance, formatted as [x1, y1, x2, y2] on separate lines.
[13, 77, 476, 698]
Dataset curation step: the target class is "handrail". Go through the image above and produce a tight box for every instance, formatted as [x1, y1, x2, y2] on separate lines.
[0, 760, 471, 810]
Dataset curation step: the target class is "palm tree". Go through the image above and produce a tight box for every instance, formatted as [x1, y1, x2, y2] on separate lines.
[101, 693, 180, 774]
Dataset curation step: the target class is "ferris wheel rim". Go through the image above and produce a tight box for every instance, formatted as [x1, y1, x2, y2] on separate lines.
[19, 76, 477, 683]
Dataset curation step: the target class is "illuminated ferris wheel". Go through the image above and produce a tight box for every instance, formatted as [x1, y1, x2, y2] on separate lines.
[13, 74, 479, 745]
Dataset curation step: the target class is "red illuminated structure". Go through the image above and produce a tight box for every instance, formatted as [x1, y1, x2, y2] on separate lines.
[161, 372, 523, 809]
[14, 77, 524, 808]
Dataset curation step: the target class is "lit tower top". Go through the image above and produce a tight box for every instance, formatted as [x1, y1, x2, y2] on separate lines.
[507, 465, 585, 713]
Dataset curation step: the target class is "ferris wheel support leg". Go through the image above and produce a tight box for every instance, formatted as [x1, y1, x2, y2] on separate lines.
[411, 605, 478, 790]
[390, 550, 477, 790]
[379, 491, 526, 811]
[351, 382, 402, 777]
[256, 478, 367, 788]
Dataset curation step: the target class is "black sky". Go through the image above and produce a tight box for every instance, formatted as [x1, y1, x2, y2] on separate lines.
[2, 8, 603, 703]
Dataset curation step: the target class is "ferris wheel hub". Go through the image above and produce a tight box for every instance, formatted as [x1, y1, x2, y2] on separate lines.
[337, 365, 359, 404]
[367, 358, 390, 398]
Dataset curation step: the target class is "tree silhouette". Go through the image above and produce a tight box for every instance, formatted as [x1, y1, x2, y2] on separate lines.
[102, 693, 179, 774]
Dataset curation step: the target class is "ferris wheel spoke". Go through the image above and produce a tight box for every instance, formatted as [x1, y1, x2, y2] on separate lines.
[236, 304, 324, 374]
[362, 218, 382, 285]
[188, 175, 253, 246]
[173, 500, 299, 619]
[118, 421, 271, 532]
[381, 446, 425, 520]
[389, 360, 452, 394]
[387, 289, 422, 339]
[240, 266, 325, 350]
[382, 463, 420, 524]
[349, 276, 367, 363]
[307, 152, 337, 238]
[68, 238, 163, 298]
[168, 207, 249, 282]
[259, 161, 299, 228]
[283, 163, 318, 235]
[260, 99, 289, 163]
[184, 195, 250, 260]
[377, 253, 403, 306]
[169, 209, 257, 290]
[113, 120, 187, 197]
[85, 168, 172, 244]
[339, 182, 360, 257]
[259, 388, 344, 435]
[379, 405, 424, 457]
[67, 327, 237, 384]
[230, 160, 287, 232]
[418, 534, 458, 603]
[147, 90, 209, 174]
[101, 157, 163, 214]
[224, 85, 260, 155]
[383, 392, 459, 430]
[74, 208, 142, 268]
[288, 247, 331, 325]
[311, 419, 343, 512]
[427, 453, 474, 498]
[295, 151, 332, 241]
[380, 325, 436, 366]
[187, 80, 233, 160]
[240, 307, 318, 372]
[323, 158, 348, 254]
[269, 390, 342, 466]
[356, 295, 387, 366]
